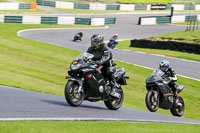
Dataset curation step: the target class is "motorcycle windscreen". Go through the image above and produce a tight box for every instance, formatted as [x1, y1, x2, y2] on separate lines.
[84, 72, 106, 97]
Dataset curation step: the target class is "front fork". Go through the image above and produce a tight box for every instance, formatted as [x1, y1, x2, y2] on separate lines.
[152, 90, 158, 102]
[68, 77, 84, 94]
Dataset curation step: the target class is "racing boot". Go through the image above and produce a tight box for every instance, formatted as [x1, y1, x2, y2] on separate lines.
[173, 91, 182, 107]
[109, 81, 120, 98]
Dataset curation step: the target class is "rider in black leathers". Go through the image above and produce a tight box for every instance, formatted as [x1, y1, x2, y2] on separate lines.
[87, 34, 117, 95]
[75, 31, 83, 41]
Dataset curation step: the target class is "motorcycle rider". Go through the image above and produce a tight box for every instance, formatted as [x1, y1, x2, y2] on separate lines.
[75, 31, 83, 41]
[108, 34, 118, 49]
[87, 34, 117, 96]
[159, 60, 179, 104]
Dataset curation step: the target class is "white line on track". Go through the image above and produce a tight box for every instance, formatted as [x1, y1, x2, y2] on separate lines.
[0, 118, 199, 124]
[17, 26, 109, 37]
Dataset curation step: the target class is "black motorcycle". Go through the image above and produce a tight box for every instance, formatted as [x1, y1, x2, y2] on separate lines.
[73, 34, 82, 42]
[145, 69, 184, 117]
[64, 52, 128, 110]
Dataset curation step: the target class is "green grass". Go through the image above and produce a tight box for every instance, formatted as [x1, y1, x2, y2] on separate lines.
[172, 22, 195, 25]
[0, 0, 10, 2]
[0, 121, 200, 133]
[0, 23, 200, 120]
[149, 30, 200, 44]
[0, 9, 51, 14]
[14, 0, 37, 3]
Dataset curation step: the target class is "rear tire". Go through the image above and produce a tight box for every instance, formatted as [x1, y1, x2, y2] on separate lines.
[145, 90, 159, 112]
[104, 87, 124, 110]
[170, 96, 184, 117]
[64, 81, 84, 107]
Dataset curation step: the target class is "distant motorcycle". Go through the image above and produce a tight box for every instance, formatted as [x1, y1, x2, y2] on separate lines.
[107, 38, 118, 49]
[73, 34, 82, 42]
[145, 69, 185, 117]
[64, 52, 129, 110]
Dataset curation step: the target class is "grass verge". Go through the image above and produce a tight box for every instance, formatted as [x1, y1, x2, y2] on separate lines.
[149, 30, 200, 44]
[0, 23, 199, 120]
[0, 9, 51, 14]
[0, 121, 200, 133]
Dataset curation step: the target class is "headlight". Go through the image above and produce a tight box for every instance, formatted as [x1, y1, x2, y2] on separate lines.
[70, 64, 81, 71]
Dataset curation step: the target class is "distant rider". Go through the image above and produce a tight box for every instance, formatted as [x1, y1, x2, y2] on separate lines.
[87, 34, 117, 96]
[108, 34, 118, 49]
[75, 31, 83, 41]
[159, 60, 179, 104]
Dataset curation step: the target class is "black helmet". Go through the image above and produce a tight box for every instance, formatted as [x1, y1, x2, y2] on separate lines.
[91, 34, 104, 49]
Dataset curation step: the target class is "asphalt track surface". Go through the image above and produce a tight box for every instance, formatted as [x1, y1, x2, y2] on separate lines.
[1, 13, 200, 124]
[1, 85, 200, 124]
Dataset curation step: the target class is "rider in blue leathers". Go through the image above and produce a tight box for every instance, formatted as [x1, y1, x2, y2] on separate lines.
[107, 34, 118, 49]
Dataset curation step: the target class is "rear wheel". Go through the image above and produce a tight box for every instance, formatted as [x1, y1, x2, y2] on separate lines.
[104, 87, 124, 110]
[64, 81, 84, 107]
[170, 96, 184, 117]
[145, 90, 159, 112]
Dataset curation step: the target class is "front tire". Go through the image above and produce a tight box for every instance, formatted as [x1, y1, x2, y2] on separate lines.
[104, 87, 124, 110]
[170, 96, 184, 117]
[64, 81, 84, 107]
[145, 90, 159, 112]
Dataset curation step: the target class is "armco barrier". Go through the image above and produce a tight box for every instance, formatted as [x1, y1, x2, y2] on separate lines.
[0, 3, 32, 10]
[36, 0, 43, 6]
[0, 3, 19, 10]
[35, 0, 200, 11]
[0, 15, 116, 25]
[23, 15, 41, 24]
[4, 16, 22, 23]
[184, 4, 195, 10]
[56, 1, 74, 9]
[41, 17, 58, 24]
[90, 3, 106, 10]
[19, 3, 31, 9]
[171, 15, 185, 23]
[57, 16, 75, 25]
[105, 18, 116, 24]
[131, 39, 200, 54]
[156, 16, 171, 24]
[106, 5, 120, 10]
[43, 1, 55, 7]
[139, 15, 199, 25]
[0, 15, 4, 23]
[75, 18, 91, 25]
[185, 15, 197, 22]
[135, 4, 147, 10]
[74, 3, 89, 10]
[119, 4, 135, 11]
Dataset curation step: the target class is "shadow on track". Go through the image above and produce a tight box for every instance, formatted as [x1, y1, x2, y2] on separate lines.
[41, 99, 108, 110]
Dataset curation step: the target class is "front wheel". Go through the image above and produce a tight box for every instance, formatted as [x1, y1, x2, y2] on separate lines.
[145, 90, 159, 112]
[104, 87, 124, 110]
[64, 81, 84, 107]
[170, 96, 184, 117]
